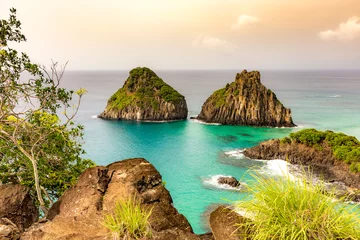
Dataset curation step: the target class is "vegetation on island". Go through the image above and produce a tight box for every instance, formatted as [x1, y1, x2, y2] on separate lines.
[236, 173, 360, 239]
[281, 129, 360, 172]
[103, 195, 152, 239]
[107, 67, 184, 111]
[0, 8, 94, 214]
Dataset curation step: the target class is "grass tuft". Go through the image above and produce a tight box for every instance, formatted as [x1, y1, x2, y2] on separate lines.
[235, 173, 360, 240]
[103, 195, 152, 240]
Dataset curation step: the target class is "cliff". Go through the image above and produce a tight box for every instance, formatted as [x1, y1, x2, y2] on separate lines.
[244, 129, 360, 190]
[196, 70, 295, 127]
[99, 67, 188, 121]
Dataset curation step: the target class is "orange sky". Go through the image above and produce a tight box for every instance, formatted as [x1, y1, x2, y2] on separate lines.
[1, 0, 360, 70]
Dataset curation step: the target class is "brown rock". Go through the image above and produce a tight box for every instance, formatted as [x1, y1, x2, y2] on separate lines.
[21, 158, 198, 240]
[0, 218, 21, 240]
[217, 177, 239, 188]
[0, 184, 38, 231]
[209, 206, 246, 240]
[196, 70, 295, 127]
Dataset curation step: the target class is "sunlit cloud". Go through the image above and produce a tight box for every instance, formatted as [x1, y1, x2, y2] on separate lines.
[319, 16, 360, 41]
[231, 15, 259, 30]
[192, 34, 238, 53]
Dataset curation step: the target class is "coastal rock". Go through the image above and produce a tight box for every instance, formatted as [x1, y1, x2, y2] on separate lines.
[217, 177, 239, 188]
[196, 70, 295, 127]
[209, 206, 246, 240]
[21, 158, 200, 240]
[99, 67, 188, 121]
[0, 184, 38, 231]
[244, 139, 360, 190]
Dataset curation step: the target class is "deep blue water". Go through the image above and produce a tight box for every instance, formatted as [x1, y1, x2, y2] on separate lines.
[61, 70, 360, 233]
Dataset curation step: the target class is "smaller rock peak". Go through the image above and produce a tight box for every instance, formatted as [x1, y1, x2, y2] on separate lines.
[129, 67, 157, 80]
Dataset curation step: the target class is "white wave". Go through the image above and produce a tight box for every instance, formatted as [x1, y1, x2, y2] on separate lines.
[330, 95, 341, 98]
[224, 149, 245, 159]
[261, 159, 293, 177]
[202, 175, 246, 191]
[190, 118, 222, 125]
[91, 115, 99, 119]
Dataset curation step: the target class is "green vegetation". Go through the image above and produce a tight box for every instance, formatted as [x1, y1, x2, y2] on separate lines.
[283, 129, 360, 172]
[0, 9, 94, 213]
[236, 173, 360, 240]
[103, 195, 152, 239]
[107, 67, 184, 111]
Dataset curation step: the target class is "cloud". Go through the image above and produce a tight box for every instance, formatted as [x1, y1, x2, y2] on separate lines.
[231, 15, 259, 30]
[319, 16, 360, 41]
[192, 34, 238, 53]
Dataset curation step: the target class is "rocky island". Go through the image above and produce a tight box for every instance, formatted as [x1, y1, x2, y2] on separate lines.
[244, 129, 360, 199]
[195, 70, 295, 127]
[99, 67, 188, 121]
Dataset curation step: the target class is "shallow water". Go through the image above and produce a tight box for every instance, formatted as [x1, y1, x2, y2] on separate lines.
[62, 70, 360, 233]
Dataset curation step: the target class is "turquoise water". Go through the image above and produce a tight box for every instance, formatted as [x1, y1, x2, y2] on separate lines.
[62, 70, 360, 233]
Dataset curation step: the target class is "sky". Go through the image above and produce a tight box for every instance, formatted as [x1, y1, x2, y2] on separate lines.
[1, 0, 360, 70]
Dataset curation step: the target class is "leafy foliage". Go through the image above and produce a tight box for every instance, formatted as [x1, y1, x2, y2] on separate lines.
[107, 67, 184, 111]
[0, 8, 94, 212]
[236, 173, 360, 239]
[103, 195, 152, 240]
[284, 129, 360, 172]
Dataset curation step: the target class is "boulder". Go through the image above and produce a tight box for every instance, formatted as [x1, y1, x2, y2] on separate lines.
[0, 184, 38, 231]
[0, 218, 20, 240]
[99, 67, 188, 121]
[209, 206, 246, 240]
[196, 70, 295, 127]
[217, 177, 239, 188]
[21, 158, 199, 240]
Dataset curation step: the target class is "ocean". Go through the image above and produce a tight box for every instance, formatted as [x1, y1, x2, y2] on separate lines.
[61, 70, 360, 234]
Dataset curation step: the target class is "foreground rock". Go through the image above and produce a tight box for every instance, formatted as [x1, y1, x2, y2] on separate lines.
[21, 158, 209, 240]
[0, 218, 21, 240]
[99, 67, 188, 121]
[0, 184, 38, 231]
[196, 70, 295, 127]
[244, 139, 360, 191]
[217, 177, 239, 188]
[209, 206, 246, 240]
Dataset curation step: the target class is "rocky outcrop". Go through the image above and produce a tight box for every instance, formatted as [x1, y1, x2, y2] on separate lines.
[0, 184, 38, 231]
[196, 70, 295, 127]
[217, 177, 239, 188]
[209, 206, 246, 240]
[21, 158, 207, 240]
[99, 67, 188, 121]
[244, 139, 360, 190]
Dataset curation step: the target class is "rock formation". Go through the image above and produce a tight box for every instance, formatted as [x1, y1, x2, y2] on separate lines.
[244, 139, 360, 191]
[0, 184, 38, 231]
[217, 176, 239, 188]
[195, 70, 295, 127]
[21, 158, 212, 240]
[99, 67, 188, 121]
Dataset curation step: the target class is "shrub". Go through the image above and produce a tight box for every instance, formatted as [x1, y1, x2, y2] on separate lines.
[103, 195, 152, 240]
[235, 173, 360, 240]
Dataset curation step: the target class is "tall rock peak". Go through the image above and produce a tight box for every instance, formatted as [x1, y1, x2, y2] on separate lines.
[195, 70, 296, 127]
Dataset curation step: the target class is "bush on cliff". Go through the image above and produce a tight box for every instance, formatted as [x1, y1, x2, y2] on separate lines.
[284, 129, 360, 172]
[103, 195, 152, 239]
[236, 174, 360, 240]
[0, 9, 94, 214]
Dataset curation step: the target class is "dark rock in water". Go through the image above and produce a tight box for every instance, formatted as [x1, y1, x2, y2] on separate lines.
[0, 218, 21, 240]
[218, 135, 238, 143]
[21, 158, 198, 240]
[237, 132, 252, 137]
[0, 184, 38, 231]
[99, 67, 188, 121]
[217, 176, 239, 188]
[209, 206, 246, 240]
[196, 70, 296, 127]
